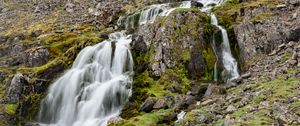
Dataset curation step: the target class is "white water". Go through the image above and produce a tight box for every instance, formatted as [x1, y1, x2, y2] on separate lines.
[210, 14, 240, 80]
[38, 32, 134, 126]
[118, 1, 191, 29]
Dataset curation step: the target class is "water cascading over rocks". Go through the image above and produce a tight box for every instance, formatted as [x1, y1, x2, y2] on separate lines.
[197, 0, 240, 81]
[38, 32, 134, 126]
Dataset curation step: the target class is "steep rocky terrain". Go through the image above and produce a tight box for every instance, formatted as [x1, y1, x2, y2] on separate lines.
[0, 0, 299, 126]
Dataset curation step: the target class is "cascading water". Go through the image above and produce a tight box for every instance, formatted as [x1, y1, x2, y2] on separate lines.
[210, 14, 240, 80]
[38, 32, 134, 126]
[118, 1, 191, 29]
[196, 0, 240, 81]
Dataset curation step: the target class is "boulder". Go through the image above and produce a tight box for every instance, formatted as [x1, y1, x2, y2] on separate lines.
[140, 97, 157, 112]
[204, 84, 226, 97]
[6, 74, 28, 103]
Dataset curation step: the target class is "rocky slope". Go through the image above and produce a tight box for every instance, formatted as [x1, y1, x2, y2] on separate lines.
[0, 0, 299, 126]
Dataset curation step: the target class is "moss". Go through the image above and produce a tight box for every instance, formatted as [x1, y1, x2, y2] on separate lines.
[202, 47, 217, 80]
[22, 93, 46, 120]
[250, 12, 273, 22]
[5, 104, 18, 115]
[115, 110, 174, 126]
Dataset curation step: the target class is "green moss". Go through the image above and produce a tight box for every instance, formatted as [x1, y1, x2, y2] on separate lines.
[22, 93, 46, 120]
[115, 110, 174, 126]
[5, 104, 18, 115]
[202, 47, 217, 80]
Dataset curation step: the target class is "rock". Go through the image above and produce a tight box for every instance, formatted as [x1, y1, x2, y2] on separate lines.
[6, 74, 28, 103]
[225, 105, 237, 114]
[204, 84, 226, 97]
[241, 73, 251, 79]
[27, 48, 50, 67]
[175, 95, 195, 108]
[197, 115, 206, 123]
[153, 99, 168, 109]
[273, 102, 300, 124]
[292, 51, 298, 60]
[222, 118, 234, 126]
[65, 3, 75, 13]
[292, 13, 298, 19]
[201, 99, 215, 106]
[190, 83, 208, 96]
[276, 4, 287, 8]
[107, 116, 124, 125]
[191, 0, 204, 7]
[140, 97, 157, 112]
[187, 51, 206, 79]
[99, 33, 109, 39]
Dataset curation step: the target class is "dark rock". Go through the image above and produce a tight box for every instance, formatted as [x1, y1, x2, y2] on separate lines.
[190, 83, 208, 96]
[99, 33, 109, 39]
[140, 97, 157, 112]
[188, 51, 206, 79]
[191, 0, 204, 7]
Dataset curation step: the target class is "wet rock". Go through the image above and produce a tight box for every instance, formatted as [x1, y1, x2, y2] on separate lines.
[153, 99, 168, 109]
[140, 97, 157, 112]
[99, 33, 109, 39]
[6, 74, 28, 103]
[191, 0, 204, 7]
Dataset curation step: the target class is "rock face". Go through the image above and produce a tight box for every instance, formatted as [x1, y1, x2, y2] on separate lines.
[234, 0, 300, 62]
[132, 10, 215, 78]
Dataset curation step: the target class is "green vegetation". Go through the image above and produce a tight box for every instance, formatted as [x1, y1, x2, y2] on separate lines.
[5, 104, 18, 115]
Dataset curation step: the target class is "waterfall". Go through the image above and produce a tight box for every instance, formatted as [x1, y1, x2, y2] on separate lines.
[38, 32, 134, 126]
[210, 14, 240, 80]
[118, 1, 191, 29]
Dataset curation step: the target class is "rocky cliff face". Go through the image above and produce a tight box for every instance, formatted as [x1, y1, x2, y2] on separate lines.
[0, 0, 300, 126]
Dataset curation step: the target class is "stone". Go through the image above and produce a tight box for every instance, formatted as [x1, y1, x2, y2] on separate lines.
[153, 99, 168, 109]
[190, 84, 208, 96]
[204, 84, 226, 97]
[107, 116, 124, 125]
[226, 105, 237, 114]
[140, 97, 156, 112]
[241, 73, 251, 79]
[201, 99, 215, 106]
[6, 74, 28, 103]
[27, 48, 50, 67]
[292, 51, 298, 60]
[65, 3, 75, 13]
[276, 4, 287, 8]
